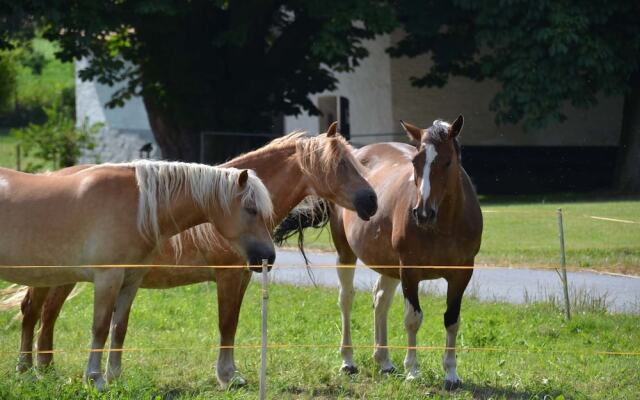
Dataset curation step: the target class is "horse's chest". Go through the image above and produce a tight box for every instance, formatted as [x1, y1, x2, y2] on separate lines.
[396, 235, 470, 266]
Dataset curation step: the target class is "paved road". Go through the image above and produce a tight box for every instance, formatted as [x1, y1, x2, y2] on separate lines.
[262, 249, 640, 314]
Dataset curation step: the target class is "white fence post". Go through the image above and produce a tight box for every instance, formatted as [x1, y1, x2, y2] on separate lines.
[259, 259, 269, 399]
[556, 208, 571, 320]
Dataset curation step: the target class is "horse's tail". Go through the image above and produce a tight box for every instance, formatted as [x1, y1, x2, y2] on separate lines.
[0, 285, 28, 312]
[273, 196, 331, 285]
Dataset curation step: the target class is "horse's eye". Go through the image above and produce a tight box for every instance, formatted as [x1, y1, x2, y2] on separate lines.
[245, 207, 258, 216]
[445, 159, 452, 168]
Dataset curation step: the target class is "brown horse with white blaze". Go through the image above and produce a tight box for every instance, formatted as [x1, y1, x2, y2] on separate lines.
[280, 116, 482, 389]
[0, 160, 275, 390]
[12, 123, 378, 387]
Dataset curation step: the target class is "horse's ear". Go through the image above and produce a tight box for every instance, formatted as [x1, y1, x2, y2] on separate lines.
[326, 121, 338, 137]
[400, 120, 422, 143]
[449, 115, 464, 139]
[238, 170, 249, 188]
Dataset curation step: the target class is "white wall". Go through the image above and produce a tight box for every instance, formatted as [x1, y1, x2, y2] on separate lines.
[75, 59, 160, 163]
[285, 35, 396, 144]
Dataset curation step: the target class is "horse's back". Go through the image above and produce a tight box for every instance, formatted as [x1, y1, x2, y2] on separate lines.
[0, 166, 144, 266]
[354, 142, 415, 170]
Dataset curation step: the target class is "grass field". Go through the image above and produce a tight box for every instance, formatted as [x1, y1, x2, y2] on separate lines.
[284, 196, 640, 275]
[0, 282, 637, 399]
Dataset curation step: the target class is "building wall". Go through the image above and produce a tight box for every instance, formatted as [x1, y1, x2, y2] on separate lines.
[389, 31, 624, 147]
[284, 35, 396, 144]
[75, 59, 160, 163]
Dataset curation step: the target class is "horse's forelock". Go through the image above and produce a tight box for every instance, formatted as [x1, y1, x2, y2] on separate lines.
[427, 120, 461, 160]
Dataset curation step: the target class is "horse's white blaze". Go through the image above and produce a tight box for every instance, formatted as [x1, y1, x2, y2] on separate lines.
[443, 321, 461, 384]
[420, 144, 438, 212]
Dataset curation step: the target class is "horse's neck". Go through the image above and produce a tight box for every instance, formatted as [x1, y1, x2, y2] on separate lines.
[225, 146, 309, 228]
[156, 186, 209, 240]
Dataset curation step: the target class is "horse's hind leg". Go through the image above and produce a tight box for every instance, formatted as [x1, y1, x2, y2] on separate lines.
[37, 284, 75, 369]
[442, 269, 472, 391]
[105, 278, 142, 383]
[215, 268, 252, 388]
[331, 210, 358, 374]
[17, 287, 49, 372]
[85, 269, 124, 391]
[372, 274, 399, 373]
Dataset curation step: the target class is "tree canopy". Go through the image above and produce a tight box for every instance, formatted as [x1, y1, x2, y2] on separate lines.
[390, 0, 640, 190]
[2, 0, 396, 159]
[392, 0, 640, 129]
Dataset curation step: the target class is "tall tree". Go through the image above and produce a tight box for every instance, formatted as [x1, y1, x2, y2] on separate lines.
[391, 0, 640, 192]
[3, 0, 395, 160]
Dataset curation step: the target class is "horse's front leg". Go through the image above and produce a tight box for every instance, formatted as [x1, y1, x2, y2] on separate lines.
[37, 284, 75, 368]
[331, 211, 359, 374]
[105, 276, 144, 383]
[337, 265, 357, 374]
[17, 287, 49, 372]
[85, 269, 124, 391]
[443, 269, 472, 390]
[372, 274, 399, 373]
[215, 268, 252, 388]
[399, 269, 423, 381]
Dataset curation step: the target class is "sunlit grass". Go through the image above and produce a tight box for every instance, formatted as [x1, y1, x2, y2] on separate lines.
[283, 196, 640, 275]
[0, 282, 637, 399]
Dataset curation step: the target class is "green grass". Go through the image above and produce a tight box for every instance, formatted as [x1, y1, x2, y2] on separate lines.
[0, 283, 638, 399]
[285, 196, 640, 275]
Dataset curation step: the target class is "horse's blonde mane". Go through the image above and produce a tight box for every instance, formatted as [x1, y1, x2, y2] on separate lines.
[89, 160, 273, 247]
[236, 130, 366, 184]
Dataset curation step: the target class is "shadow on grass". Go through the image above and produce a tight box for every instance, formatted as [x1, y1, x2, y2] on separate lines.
[461, 381, 567, 400]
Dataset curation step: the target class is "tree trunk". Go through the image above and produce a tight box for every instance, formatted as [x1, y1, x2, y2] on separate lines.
[142, 95, 200, 162]
[614, 71, 640, 193]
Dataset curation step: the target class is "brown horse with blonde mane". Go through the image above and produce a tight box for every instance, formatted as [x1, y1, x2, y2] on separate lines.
[277, 116, 482, 390]
[0, 160, 275, 389]
[11, 123, 377, 387]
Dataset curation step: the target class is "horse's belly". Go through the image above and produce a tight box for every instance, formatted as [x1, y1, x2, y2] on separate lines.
[141, 267, 216, 289]
[0, 267, 92, 287]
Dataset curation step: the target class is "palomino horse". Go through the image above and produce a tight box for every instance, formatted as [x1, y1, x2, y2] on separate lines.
[12, 123, 378, 387]
[277, 116, 482, 389]
[0, 160, 275, 389]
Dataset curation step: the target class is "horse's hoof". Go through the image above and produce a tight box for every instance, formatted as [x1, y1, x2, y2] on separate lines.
[16, 363, 31, 374]
[405, 371, 419, 381]
[223, 372, 247, 389]
[16, 356, 32, 373]
[340, 364, 359, 375]
[380, 366, 397, 375]
[444, 378, 462, 391]
[84, 372, 106, 392]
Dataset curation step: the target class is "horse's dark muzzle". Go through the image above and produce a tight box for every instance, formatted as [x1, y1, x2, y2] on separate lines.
[412, 206, 436, 228]
[353, 189, 378, 221]
[246, 244, 276, 273]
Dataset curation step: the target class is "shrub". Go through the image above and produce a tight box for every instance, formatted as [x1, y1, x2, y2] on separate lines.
[12, 99, 102, 171]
